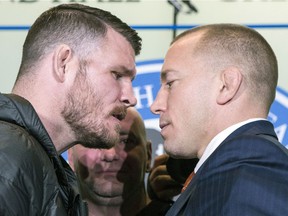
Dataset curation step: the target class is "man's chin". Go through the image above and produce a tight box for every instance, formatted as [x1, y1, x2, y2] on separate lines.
[74, 120, 120, 148]
[93, 187, 124, 199]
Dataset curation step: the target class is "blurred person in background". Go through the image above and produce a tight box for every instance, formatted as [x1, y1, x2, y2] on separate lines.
[68, 108, 152, 216]
[69, 108, 185, 216]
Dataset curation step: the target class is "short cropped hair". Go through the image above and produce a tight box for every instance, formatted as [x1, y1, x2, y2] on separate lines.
[17, 3, 142, 79]
[173, 24, 278, 109]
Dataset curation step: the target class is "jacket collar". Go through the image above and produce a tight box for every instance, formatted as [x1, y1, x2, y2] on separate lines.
[0, 93, 69, 185]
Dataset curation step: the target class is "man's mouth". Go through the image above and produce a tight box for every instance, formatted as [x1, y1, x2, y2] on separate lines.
[159, 122, 169, 129]
[112, 108, 127, 121]
[112, 113, 125, 121]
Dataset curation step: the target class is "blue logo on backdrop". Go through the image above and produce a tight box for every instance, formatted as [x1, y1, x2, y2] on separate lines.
[133, 59, 163, 120]
[134, 59, 288, 149]
[268, 87, 288, 148]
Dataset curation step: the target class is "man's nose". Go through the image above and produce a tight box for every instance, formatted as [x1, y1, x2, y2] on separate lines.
[121, 80, 137, 108]
[102, 148, 119, 162]
[150, 88, 166, 115]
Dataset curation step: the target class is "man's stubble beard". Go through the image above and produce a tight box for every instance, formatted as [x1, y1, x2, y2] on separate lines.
[61, 68, 120, 149]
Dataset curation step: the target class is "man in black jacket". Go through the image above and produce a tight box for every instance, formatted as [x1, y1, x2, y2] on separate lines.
[0, 3, 141, 215]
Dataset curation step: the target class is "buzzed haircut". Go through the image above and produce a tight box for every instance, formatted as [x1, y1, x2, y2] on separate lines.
[17, 3, 142, 80]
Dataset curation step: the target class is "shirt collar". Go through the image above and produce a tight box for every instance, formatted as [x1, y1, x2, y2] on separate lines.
[194, 118, 267, 173]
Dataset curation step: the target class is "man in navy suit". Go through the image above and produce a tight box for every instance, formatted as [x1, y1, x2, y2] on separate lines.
[150, 23, 288, 215]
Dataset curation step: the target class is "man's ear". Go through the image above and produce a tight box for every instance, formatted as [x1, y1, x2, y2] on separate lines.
[53, 44, 73, 83]
[146, 140, 152, 172]
[217, 67, 243, 105]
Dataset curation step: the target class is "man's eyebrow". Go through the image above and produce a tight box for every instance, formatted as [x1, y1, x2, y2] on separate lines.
[161, 69, 174, 82]
[124, 68, 136, 76]
[120, 131, 138, 141]
[160, 70, 167, 82]
[120, 131, 129, 136]
[118, 66, 136, 78]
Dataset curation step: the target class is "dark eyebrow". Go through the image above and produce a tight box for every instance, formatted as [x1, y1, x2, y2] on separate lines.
[120, 130, 129, 136]
[119, 66, 136, 78]
[112, 65, 136, 81]
[125, 68, 136, 77]
[161, 69, 174, 82]
[120, 131, 138, 141]
[160, 70, 167, 82]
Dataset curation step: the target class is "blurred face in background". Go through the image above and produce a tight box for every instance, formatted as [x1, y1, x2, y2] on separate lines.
[68, 108, 151, 205]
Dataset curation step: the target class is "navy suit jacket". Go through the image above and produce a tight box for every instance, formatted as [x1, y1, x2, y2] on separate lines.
[166, 120, 288, 216]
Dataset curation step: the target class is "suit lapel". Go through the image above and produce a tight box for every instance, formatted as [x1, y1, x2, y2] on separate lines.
[166, 120, 278, 216]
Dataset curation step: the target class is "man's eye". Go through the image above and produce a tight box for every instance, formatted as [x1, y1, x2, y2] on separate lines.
[121, 138, 137, 148]
[122, 139, 129, 144]
[166, 81, 174, 89]
[123, 138, 135, 145]
[112, 72, 122, 80]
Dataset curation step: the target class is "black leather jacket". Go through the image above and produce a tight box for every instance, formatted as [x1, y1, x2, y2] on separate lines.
[0, 93, 87, 215]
